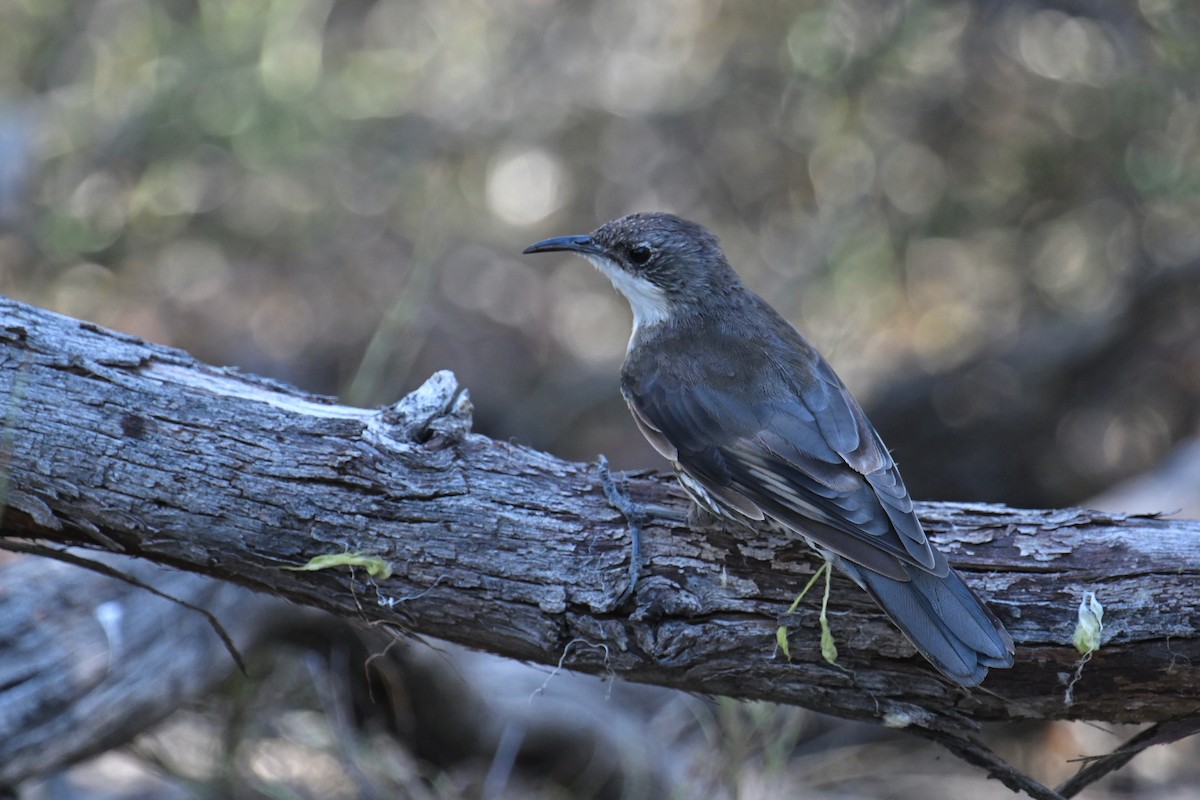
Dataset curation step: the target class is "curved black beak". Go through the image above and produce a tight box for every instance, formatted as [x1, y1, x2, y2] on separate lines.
[522, 234, 601, 256]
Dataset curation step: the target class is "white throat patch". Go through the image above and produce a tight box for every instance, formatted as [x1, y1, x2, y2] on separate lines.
[581, 254, 671, 333]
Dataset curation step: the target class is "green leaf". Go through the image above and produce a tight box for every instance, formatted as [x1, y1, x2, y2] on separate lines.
[283, 552, 393, 580]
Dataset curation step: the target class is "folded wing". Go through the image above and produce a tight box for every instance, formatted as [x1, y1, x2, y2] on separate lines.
[624, 354, 940, 581]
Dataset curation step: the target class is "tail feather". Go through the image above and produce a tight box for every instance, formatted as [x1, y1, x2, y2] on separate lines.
[838, 559, 1014, 687]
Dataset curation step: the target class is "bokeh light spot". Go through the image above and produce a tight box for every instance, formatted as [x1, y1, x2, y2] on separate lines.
[156, 239, 231, 304]
[486, 148, 567, 227]
[808, 135, 875, 209]
[250, 290, 316, 361]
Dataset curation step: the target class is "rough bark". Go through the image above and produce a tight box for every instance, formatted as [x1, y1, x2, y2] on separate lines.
[0, 549, 705, 796]
[2, 296, 1199, 748]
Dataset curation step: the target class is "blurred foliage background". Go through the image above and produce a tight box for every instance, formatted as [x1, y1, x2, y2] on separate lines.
[4, 0, 1200, 797]
[3, 0, 1200, 507]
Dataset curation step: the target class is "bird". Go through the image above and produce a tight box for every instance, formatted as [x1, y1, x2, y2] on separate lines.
[523, 212, 1014, 687]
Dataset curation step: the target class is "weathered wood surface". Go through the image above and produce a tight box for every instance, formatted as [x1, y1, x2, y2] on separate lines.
[0, 552, 296, 786]
[2, 296, 1199, 741]
[0, 551, 685, 795]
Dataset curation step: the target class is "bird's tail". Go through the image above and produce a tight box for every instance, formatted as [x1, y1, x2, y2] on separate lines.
[838, 559, 1014, 687]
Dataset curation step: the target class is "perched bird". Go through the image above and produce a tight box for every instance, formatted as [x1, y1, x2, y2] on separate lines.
[523, 212, 1014, 686]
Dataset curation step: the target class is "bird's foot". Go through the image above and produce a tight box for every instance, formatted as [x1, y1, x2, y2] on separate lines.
[596, 455, 642, 606]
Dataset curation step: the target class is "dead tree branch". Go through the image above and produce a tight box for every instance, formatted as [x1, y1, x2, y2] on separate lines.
[1, 296, 1199, 795]
[0, 551, 298, 786]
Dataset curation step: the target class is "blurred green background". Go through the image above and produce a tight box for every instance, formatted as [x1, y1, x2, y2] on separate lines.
[3, 0, 1200, 508]
[5, 2, 1200, 798]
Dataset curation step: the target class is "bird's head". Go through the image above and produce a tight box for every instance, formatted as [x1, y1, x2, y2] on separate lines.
[523, 212, 738, 330]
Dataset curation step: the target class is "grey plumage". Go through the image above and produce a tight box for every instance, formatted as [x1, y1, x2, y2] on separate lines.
[524, 212, 1014, 686]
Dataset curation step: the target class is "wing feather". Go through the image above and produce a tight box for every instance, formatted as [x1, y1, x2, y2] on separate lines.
[623, 350, 940, 577]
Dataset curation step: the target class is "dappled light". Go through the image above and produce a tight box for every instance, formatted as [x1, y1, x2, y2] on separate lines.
[3, 3, 1200, 792]
[2, 0, 1199, 503]
[6, 0, 1200, 492]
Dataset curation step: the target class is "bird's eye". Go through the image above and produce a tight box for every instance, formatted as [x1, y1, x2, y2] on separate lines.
[629, 244, 653, 266]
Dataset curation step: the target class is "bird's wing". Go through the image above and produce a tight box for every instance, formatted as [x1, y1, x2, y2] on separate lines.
[624, 355, 941, 581]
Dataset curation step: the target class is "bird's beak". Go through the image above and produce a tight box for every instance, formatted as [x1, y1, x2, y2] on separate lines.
[522, 234, 603, 256]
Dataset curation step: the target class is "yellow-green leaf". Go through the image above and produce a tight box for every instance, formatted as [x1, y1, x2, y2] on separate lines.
[283, 552, 393, 580]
